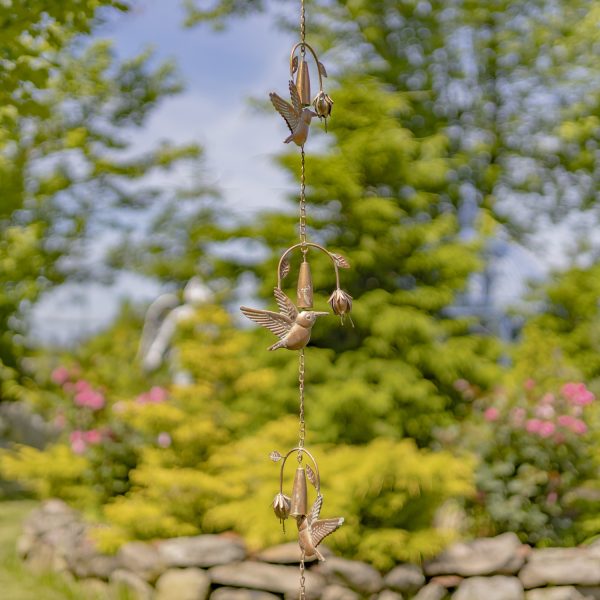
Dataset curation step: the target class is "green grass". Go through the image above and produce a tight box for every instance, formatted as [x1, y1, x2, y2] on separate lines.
[0, 500, 122, 600]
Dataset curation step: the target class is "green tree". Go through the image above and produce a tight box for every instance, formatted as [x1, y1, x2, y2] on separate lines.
[175, 1, 503, 446]
[0, 1, 213, 396]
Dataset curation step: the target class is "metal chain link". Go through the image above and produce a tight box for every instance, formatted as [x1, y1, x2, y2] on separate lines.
[300, 148, 307, 254]
[299, 4, 308, 599]
[299, 552, 307, 600]
[298, 349, 306, 463]
[300, 0, 306, 48]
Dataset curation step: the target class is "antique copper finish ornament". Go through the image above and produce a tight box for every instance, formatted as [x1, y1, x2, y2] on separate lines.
[246, 2, 351, 595]
[271, 447, 344, 561]
[240, 288, 327, 351]
[328, 288, 353, 325]
[297, 494, 344, 562]
[272, 493, 291, 522]
[270, 81, 317, 147]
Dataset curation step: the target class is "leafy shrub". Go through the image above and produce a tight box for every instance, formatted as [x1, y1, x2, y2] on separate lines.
[461, 378, 598, 545]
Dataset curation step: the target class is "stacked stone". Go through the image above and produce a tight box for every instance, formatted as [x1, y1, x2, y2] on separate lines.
[18, 501, 600, 600]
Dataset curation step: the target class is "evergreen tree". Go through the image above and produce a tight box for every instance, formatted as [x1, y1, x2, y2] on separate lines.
[0, 1, 212, 395]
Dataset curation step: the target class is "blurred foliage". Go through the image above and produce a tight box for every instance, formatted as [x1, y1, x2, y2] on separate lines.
[4, 0, 600, 571]
[450, 376, 598, 546]
[516, 264, 600, 383]
[0, 0, 216, 398]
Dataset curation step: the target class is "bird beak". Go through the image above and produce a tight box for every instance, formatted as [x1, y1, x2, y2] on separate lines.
[315, 312, 329, 316]
[309, 110, 318, 117]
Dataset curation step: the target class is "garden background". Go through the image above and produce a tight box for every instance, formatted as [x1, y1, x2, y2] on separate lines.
[3, 0, 600, 597]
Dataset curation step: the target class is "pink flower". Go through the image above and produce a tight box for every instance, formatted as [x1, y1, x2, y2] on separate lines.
[558, 414, 575, 428]
[558, 414, 588, 435]
[526, 419, 543, 434]
[562, 382, 595, 406]
[511, 407, 526, 427]
[536, 404, 555, 419]
[74, 379, 91, 393]
[540, 393, 555, 405]
[74, 389, 105, 411]
[136, 392, 149, 404]
[524, 379, 536, 390]
[538, 421, 556, 438]
[51, 367, 70, 385]
[484, 407, 500, 422]
[157, 432, 172, 448]
[547, 492, 558, 504]
[83, 429, 102, 444]
[70, 431, 86, 454]
[148, 386, 168, 403]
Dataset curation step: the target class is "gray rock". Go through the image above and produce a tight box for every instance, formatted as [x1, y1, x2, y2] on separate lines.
[576, 588, 600, 599]
[155, 568, 211, 600]
[16, 532, 35, 559]
[526, 588, 586, 600]
[318, 556, 383, 594]
[209, 561, 325, 600]
[110, 569, 154, 600]
[453, 576, 523, 600]
[425, 533, 525, 577]
[384, 564, 425, 593]
[210, 590, 280, 600]
[157, 535, 246, 568]
[377, 592, 405, 600]
[519, 549, 600, 589]
[79, 578, 111, 599]
[321, 584, 361, 600]
[24, 542, 57, 574]
[254, 542, 321, 564]
[118, 541, 166, 582]
[70, 551, 119, 580]
[414, 583, 447, 600]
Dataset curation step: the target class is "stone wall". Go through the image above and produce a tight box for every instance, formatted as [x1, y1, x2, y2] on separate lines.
[19, 500, 600, 600]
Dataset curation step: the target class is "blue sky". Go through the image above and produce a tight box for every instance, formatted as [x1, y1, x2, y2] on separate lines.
[31, 0, 552, 345]
[32, 1, 299, 344]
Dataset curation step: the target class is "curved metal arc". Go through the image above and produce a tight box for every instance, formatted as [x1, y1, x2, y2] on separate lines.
[278, 446, 321, 495]
[277, 242, 340, 290]
[289, 41, 324, 93]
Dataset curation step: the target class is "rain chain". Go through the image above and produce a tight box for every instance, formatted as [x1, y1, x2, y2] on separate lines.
[239, 1, 353, 597]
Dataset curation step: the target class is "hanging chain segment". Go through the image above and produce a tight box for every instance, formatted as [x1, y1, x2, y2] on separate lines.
[300, 148, 307, 255]
[298, 349, 306, 463]
[300, 0, 306, 48]
[299, 552, 307, 600]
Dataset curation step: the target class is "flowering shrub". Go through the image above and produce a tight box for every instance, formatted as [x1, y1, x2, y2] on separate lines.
[466, 379, 598, 545]
[1, 363, 174, 506]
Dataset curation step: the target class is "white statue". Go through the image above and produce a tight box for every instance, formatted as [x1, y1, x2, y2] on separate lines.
[138, 277, 212, 383]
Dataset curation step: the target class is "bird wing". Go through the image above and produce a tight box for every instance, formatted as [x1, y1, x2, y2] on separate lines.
[273, 288, 298, 321]
[311, 517, 344, 548]
[309, 494, 323, 525]
[270, 88, 301, 134]
[240, 307, 293, 339]
[289, 79, 302, 114]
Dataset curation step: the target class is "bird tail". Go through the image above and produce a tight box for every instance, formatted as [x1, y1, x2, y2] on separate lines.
[315, 548, 326, 561]
[284, 134, 294, 144]
[268, 340, 286, 351]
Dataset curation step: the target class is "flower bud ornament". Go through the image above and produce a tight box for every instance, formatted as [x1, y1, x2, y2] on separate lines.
[313, 90, 334, 130]
[272, 493, 292, 522]
[328, 289, 353, 325]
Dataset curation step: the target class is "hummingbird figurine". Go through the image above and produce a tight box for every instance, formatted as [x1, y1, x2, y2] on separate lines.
[297, 494, 344, 562]
[240, 288, 328, 351]
[269, 80, 317, 147]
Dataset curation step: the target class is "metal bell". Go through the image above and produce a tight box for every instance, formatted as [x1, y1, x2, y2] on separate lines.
[296, 260, 313, 309]
[289, 466, 308, 517]
[296, 58, 311, 106]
